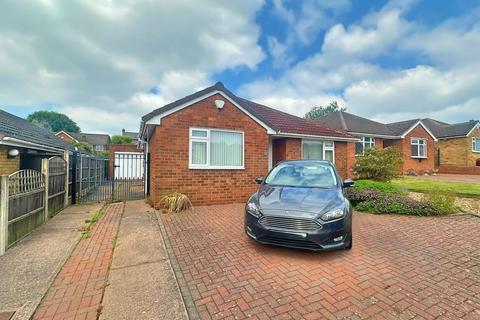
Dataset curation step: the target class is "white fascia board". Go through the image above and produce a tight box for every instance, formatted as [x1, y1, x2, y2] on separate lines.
[466, 121, 480, 137]
[401, 121, 438, 141]
[0, 137, 66, 153]
[272, 132, 359, 142]
[144, 91, 276, 134]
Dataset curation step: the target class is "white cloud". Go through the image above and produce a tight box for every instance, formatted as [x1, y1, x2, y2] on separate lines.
[0, 0, 265, 134]
[243, 3, 480, 125]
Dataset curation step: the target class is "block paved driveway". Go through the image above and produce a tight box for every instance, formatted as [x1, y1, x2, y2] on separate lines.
[161, 204, 480, 320]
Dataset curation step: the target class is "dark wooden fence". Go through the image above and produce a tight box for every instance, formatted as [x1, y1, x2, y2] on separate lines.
[47, 156, 67, 218]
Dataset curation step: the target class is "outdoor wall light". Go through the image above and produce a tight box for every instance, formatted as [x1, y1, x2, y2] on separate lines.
[215, 99, 225, 109]
[7, 149, 19, 158]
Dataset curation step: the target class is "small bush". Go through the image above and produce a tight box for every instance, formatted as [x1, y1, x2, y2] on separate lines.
[354, 147, 404, 182]
[112, 135, 133, 144]
[424, 187, 457, 214]
[161, 192, 192, 213]
[355, 193, 442, 216]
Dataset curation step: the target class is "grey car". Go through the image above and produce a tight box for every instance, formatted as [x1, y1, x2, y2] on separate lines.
[244, 160, 354, 251]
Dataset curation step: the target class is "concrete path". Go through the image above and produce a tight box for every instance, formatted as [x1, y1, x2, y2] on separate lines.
[0, 203, 103, 320]
[100, 200, 188, 320]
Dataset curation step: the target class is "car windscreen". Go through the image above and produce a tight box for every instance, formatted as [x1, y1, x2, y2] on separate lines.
[264, 163, 338, 188]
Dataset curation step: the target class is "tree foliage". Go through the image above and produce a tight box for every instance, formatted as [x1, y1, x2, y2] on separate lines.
[304, 101, 346, 120]
[27, 111, 80, 133]
[353, 147, 404, 182]
[71, 141, 93, 153]
[111, 135, 133, 144]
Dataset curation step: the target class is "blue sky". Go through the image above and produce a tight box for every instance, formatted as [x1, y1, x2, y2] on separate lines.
[1, 0, 479, 134]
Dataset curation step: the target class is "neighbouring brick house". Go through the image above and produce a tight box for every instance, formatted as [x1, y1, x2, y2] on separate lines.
[56, 131, 111, 152]
[139, 82, 358, 207]
[0, 110, 73, 175]
[318, 111, 438, 174]
[421, 119, 480, 174]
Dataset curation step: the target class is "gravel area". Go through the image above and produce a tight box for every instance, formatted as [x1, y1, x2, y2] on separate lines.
[409, 192, 480, 215]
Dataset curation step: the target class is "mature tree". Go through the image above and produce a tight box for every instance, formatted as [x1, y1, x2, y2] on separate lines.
[304, 101, 346, 120]
[111, 135, 133, 144]
[27, 110, 80, 132]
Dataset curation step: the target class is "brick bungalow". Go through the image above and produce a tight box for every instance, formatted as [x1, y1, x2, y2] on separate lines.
[56, 131, 111, 152]
[421, 119, 480, 174]
[318, 111, 438, 174]
[139, 82, 357, 207]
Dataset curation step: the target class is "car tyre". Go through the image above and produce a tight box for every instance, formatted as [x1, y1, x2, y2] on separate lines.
[345, 234, 352, 250]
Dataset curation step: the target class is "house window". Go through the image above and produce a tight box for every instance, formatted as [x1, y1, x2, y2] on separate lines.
[95, 145, 104, 152]
[355, 137, 375, 156]
[411, 138, 427, 158]
[473, 137, 480, 153]
[189, 128, 244, 169]
[302, 140, 335, 162]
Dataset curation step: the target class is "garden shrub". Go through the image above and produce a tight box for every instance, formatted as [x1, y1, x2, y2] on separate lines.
[355, 193, 442, 216]
[161, 192, 193, 213]
[424, 186, 457, 214]
[353, 147, 404, 182]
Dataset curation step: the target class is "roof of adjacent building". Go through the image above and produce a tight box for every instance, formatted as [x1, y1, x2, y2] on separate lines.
[0, 109, 74, 151]
[385, 119, 421, 136]
[141, 82, 354, 140]
[317, 111, 396, 136]
[421, 118, 479, 138]
[62, 132, 111, 146]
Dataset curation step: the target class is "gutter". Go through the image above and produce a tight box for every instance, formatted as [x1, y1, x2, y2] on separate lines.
[347, 132, 402, 139]
[272, 132, 359, 142]
[0, 137, 67, 153]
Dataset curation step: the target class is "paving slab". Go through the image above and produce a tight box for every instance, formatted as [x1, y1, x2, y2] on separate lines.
[0, 203, 103, 320]
[100, 200, 188, 320]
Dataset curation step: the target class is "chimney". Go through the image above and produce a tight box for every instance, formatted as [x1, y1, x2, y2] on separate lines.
[122, 129, 125, 135]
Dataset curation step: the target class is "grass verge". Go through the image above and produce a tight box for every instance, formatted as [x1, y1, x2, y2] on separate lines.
[392, 177, 480, 198]
[80, 204, 107, 238]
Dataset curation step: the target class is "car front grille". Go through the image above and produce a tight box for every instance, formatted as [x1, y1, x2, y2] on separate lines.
[259, 216, 322, 231]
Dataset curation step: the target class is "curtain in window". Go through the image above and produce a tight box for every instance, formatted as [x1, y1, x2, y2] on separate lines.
[355, 142, 364, 155]
[210, 131, 243, 166]
[192, 142, 207, 164]
[303, 143, 323, 160]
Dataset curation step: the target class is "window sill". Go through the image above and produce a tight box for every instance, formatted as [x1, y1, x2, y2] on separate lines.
[189, 166, 245, 170]
[411, 156, 427, 159]
[472, 150, 480, 153]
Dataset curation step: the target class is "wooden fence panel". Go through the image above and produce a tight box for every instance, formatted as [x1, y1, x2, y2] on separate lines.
[7, 170, 45, 247]
[48, 156, 67, 218]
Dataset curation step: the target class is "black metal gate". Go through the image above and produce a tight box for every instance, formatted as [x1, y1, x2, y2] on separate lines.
[71, 152, 145, 203]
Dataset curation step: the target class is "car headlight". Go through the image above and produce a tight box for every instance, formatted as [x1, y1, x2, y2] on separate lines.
[246, 202, 261, 218]
[320, 208, 345, 221]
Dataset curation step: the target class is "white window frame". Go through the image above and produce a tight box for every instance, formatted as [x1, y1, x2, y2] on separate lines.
[411, 138, 427, 158]
[355, 136, 375, 156]
[301, 140, 335, 163]
[189, 127, 245, 170]
[473, 137, 480, 153]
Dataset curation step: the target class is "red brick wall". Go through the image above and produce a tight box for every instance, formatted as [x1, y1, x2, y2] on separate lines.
[148, 94, 269, 207]
[383, 125, 435, 174]
[438, 165, 480, 175]
[108, 144, 144, 177]
[335, 142, 356, 179]
[272, 138, 302, 165]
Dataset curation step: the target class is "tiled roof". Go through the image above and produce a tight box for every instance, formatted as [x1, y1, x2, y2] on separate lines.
[385, 119, 420, 136]
[67, 132, 111, 146]
[141, 82, 354, 140]
[0, 109, 74, 151]
[317, 111, 396, 136]
[421, 118, 479, 138]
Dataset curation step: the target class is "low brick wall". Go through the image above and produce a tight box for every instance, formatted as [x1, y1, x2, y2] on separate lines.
[438, 165, 480, 175]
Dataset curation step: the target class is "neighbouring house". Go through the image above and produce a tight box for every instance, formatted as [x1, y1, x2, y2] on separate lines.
[421, 119, 480, 174]
[121, 129, 138, 143]
[56, 131, 111, 152]
[317, 111, 438, 174]
[139, 82, 358, 207]
[0, 110, 73, 175]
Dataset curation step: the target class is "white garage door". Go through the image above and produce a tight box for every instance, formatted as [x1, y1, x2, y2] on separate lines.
[114, 152, 144, 179]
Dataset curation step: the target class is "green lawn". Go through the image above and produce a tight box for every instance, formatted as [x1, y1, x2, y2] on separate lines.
[392, 178, 480, 198]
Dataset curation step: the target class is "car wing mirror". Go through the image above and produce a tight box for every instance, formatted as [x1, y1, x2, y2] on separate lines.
[342, 179, 355, 188]
[255, 177, 264, 184]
